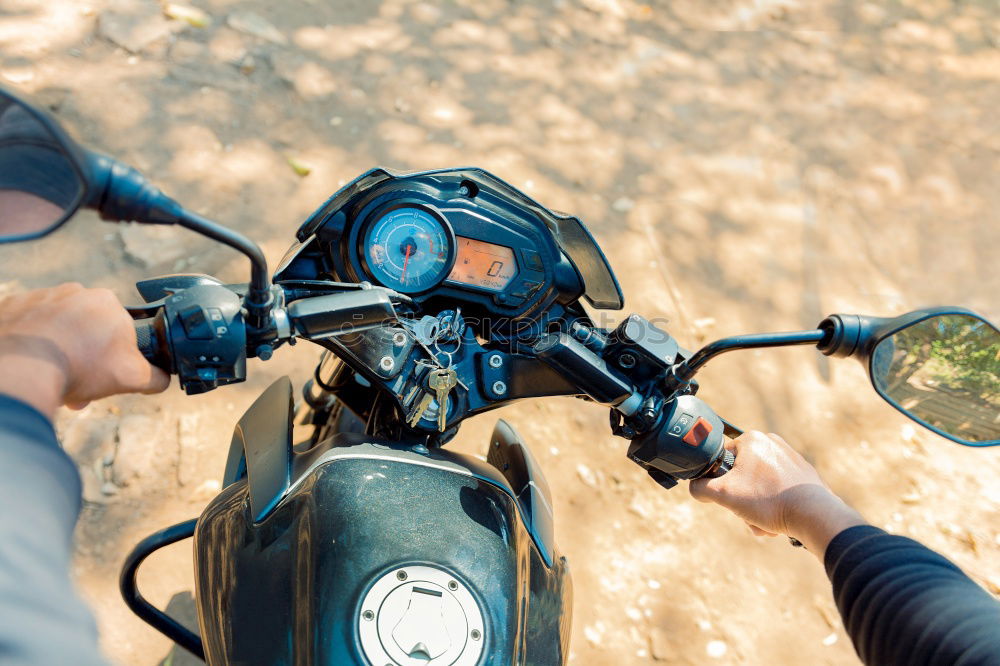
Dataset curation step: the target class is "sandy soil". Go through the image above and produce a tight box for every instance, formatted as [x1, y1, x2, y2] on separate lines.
[1, 0, 998, 664]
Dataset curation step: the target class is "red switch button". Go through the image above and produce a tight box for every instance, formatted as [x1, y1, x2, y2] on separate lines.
[682, 417, 713, 447]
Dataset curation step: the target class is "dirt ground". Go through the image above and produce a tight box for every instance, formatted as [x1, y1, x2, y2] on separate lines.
[1, 0, 999, 664]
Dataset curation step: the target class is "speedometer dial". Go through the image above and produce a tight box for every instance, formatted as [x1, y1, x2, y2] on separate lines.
[362, 205, 454, 293]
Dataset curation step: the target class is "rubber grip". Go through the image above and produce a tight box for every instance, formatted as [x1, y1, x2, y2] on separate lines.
[134, 320, 156, 361]
[703, 448, 735, 478]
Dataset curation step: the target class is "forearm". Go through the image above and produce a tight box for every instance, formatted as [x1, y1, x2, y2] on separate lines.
[0, 395, 107, 665]
[826, 526, 1000, 665]
[782, 484, 866, 557]
[0, 347, 68, 420]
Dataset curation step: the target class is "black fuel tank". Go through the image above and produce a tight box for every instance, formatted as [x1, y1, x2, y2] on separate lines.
[193, 436, 572, 665]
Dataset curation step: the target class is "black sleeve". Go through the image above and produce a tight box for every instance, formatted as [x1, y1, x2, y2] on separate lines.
[0, 394, 108, 666]
[825, 525, 1000, 666]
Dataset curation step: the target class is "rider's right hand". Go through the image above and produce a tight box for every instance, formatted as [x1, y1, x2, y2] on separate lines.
[0, 283, 170, 419]
[689, 431, 866, 557]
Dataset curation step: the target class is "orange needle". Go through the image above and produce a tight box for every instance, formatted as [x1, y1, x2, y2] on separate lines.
[401, 245, 413, 283]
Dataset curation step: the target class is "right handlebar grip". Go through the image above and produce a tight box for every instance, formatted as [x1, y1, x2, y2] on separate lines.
[703, 448, 735, 478]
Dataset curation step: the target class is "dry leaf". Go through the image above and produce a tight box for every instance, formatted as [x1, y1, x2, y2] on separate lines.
[163, 3, 211, 28]
[286, 156, 312, 177]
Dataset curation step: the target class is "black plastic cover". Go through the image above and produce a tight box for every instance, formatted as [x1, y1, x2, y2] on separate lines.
[286, 289, 397, 340]
[227, 377, 293, 522]
[296, 166, 624, 310]
[486, 419, 556, 566]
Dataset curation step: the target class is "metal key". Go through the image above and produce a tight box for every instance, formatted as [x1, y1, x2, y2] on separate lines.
[428, 367, 458, 432]
[406, 390, 435, 428]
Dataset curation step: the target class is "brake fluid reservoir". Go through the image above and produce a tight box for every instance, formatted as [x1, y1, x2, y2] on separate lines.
[358, 565, 486, 666]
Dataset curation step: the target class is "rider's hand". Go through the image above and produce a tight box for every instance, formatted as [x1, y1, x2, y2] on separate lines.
[689, 431, 866, 557]
[0, 283, 170, 419]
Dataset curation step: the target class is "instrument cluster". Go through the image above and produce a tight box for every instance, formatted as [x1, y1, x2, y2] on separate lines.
[278, 167, 623, 323]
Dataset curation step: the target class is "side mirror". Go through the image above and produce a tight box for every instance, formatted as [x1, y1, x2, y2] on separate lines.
[820, 309, 999, 447]
[0, 90, 87, 242]
[0, 87, 272, 328]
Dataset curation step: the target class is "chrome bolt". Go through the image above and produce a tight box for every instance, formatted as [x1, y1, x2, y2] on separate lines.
[379, 356, 394, 372]
[362, 610, 374, 621]
[492, 380, 507, 395]
[396, 570, 408, 581]
[618, 353, 636, 368]
[471, 629, 482, 641]
[488, 354, 503, 368]
[448, 580, 458, 591]
[392, 331, 407, 346]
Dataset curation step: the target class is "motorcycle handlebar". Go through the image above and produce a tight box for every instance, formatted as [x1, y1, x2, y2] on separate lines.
[133, 316, 172, 372]
[134, 319, 156, 360]
[701, 448, 735, 478]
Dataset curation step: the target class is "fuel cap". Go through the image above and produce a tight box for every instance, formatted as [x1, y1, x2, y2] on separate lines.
[358, 565, 485, 666]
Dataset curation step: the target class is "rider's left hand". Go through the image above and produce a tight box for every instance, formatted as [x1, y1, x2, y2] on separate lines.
[0, 283, 170, 419]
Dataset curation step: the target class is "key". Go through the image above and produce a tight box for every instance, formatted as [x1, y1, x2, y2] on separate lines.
[428, 367, 458, 432]
[407, 390, 435, 428]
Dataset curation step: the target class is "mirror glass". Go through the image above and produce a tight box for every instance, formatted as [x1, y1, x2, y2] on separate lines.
[0, 94, 85, 241]
[871, 314, 1000, 445]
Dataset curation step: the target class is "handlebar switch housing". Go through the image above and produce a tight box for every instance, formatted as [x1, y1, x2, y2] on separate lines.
[163, 285, 247, 394]
[626, 395, 726, 482]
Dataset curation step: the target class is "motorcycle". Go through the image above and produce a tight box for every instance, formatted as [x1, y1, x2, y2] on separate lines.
[1, 87, 997, 666]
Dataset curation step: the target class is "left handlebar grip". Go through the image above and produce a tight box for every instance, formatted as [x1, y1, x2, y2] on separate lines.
[133, 315, 172, 372]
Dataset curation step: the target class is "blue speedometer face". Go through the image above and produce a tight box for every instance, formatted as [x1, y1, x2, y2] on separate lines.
[363, 206, 452, 293]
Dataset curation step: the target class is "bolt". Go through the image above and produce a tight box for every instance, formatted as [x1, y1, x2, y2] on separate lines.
[362, 610, 374, 621]
[256, 344, 273, 361]
[392, 331, 407, 346]
[379, 356, 394, 372]
[448, 580, 458, 591]
[396, 570, 408, 581]
[618, 353, 636, 369]
[492, 380, 507, 396]
[488, 354, 503, 368]
[471, 629, 482, 641]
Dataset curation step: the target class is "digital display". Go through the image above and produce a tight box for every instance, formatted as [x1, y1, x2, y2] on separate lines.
[448, 237, 518, 291]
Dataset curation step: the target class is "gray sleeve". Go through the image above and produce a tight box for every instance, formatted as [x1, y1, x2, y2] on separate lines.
[0, 394, 109, 666]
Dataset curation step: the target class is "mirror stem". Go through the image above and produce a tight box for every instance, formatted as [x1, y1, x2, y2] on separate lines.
[86, 153, 272, 329]
[175, 209, 272, 329]
[667, 329, 830, 391]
